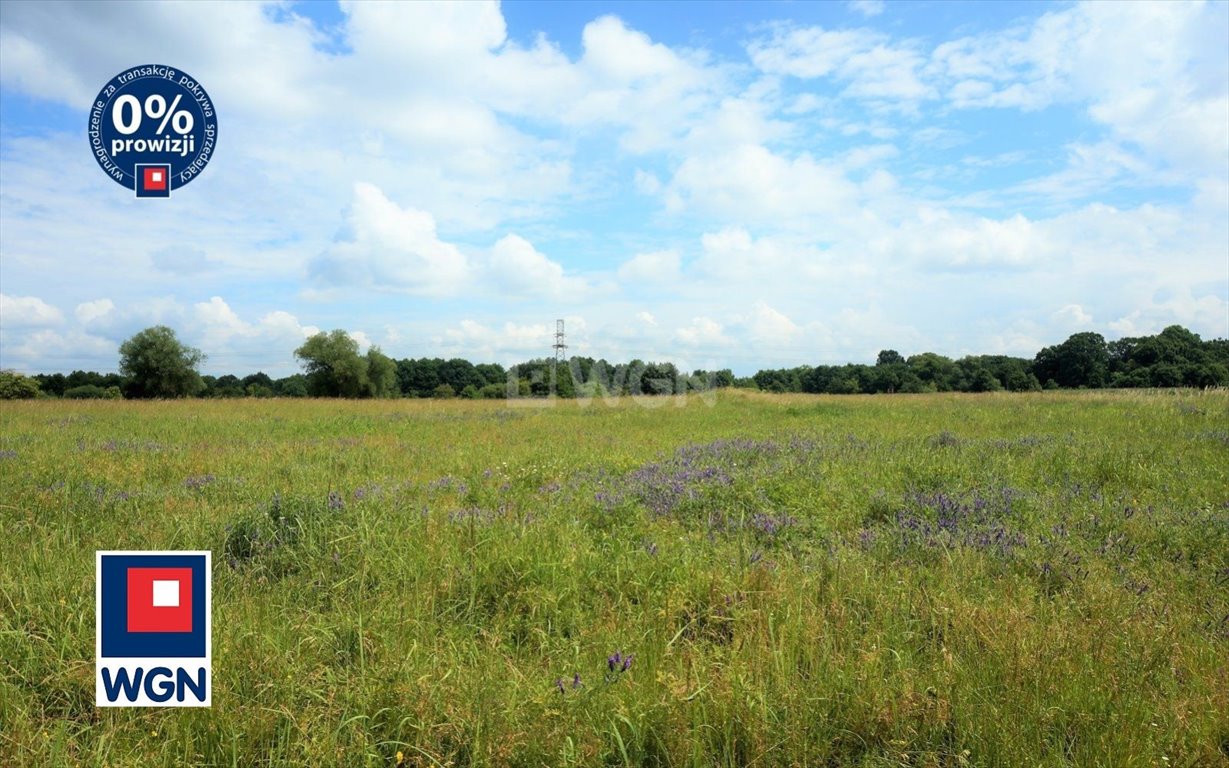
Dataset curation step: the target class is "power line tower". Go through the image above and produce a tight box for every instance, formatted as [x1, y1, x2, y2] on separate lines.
[552, 319, 567, 394]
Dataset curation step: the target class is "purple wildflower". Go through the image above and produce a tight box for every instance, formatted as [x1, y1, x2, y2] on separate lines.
[750, 512, 796, 537]
[183, 474, 215, 490]
[428, 476, 455, 492]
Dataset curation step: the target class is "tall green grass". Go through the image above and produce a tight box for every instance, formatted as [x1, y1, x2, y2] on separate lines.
[1, 390, 1227, 766]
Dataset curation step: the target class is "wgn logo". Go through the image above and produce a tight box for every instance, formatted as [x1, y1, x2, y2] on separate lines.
[96, 551, 211, 707]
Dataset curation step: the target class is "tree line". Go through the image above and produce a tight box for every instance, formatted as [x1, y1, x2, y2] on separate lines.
[1, 323, 1226, 400]
[751, 326, 1228, 394]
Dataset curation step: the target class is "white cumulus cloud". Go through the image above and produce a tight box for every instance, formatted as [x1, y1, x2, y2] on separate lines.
[311, 183, 471, 297]
[1, 294, 63, 327]
[488, 234, 590, 300]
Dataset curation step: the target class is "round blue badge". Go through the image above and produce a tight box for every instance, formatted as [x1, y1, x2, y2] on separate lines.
[87, 65, 217, 198]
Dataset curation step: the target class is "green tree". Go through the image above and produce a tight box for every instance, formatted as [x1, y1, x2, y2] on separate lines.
[969, 367, 1004, 392]
[246, 384, 275, 398]
[295, 330, 396, 398]
[242, 372, 274, 391]
[907, 353, 960, 391]
[640, 362, 679, 395]
[118, 326, 205, 398]
[365, 348, 397, 397]
[439, 358, 483, 393]
[210, 374, 245, 398]
[395, 358, 442, 397]
[876, 350, 905, 366]
[1034, 332, 1109, 388]
[297, 331, 366, 397]
[754, 367, 803, 393]
[1149, 363, 1183, 387]
[33, 373, 66, 396]
[553, 361, 577, 397]
[869, 361, 909, 393]
[0, 370, 41, 399]
[828, 375, 860, 394]
[274, 374, 309, 397]
[474, 363, 507, 387]
[65, 370, 123, 390]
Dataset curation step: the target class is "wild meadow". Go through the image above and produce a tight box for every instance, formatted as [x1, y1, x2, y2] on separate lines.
[1, 389, 1227, 767]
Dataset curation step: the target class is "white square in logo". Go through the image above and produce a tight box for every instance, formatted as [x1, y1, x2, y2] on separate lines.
[151, 170, 163, 183]
[152, 580, 179, 607]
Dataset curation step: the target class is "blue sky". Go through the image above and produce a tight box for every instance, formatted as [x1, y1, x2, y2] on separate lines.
[1, 0, 1226, 376]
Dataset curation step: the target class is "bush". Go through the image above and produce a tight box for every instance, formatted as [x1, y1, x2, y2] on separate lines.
[460, 384, 479, 399]
[432, 383, 456, 399]
[478, 383, 507, 399]
[0, 370, 41, 399]
[275, 376, 309, 397]
[64, 384, 108, 399]
[576, 381, 608, 398]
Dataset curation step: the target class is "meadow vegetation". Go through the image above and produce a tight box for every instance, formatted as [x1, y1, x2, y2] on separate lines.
[1, 389, 1227, 766]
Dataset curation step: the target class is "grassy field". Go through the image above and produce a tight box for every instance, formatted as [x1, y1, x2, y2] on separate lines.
[1, 390, 1227, 767]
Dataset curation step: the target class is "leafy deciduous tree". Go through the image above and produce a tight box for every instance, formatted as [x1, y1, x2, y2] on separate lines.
[118, 326, 205, 398]
[295, 330, 396, 398]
